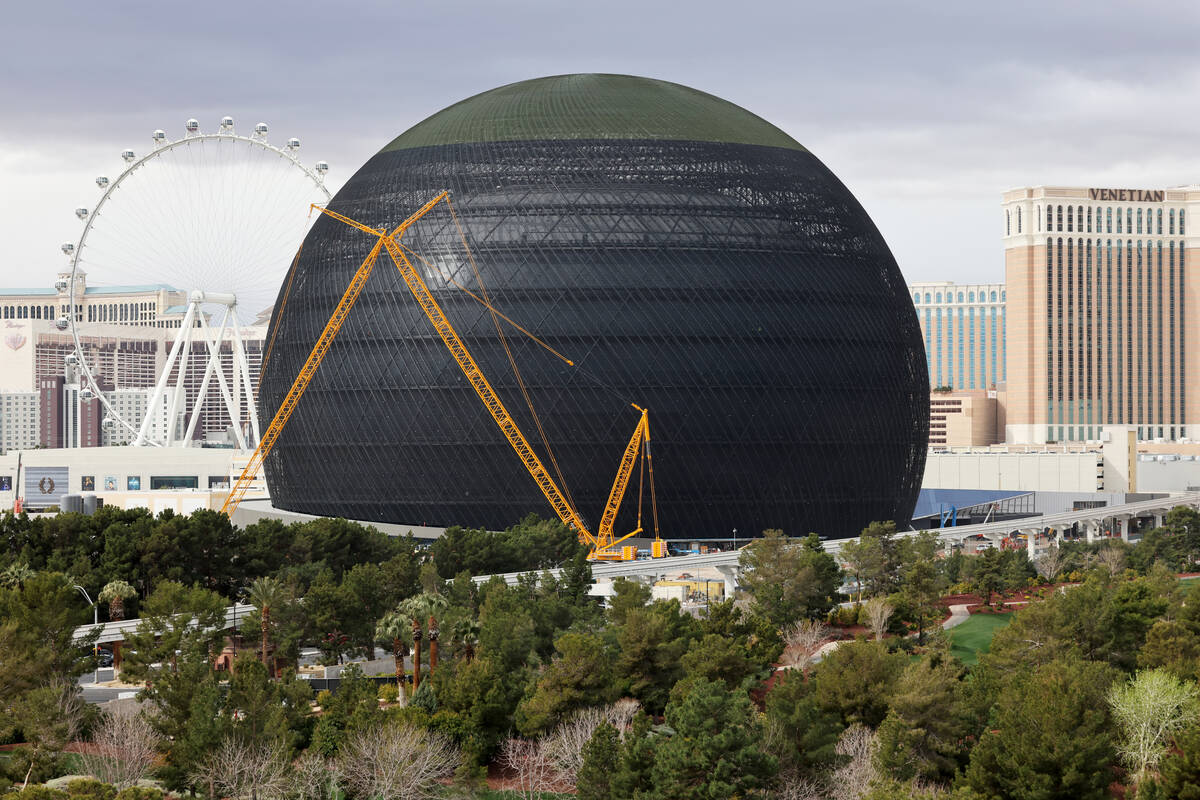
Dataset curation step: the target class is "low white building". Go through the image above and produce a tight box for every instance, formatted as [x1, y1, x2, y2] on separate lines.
[923, 425, 1200, 495]
[0, 446, 264, 512]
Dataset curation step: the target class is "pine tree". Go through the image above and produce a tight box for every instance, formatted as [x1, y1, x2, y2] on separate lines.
[1159, 724, 1200, 800]
[963, 655, 1118, 800]
[577, 722, 621, 800]
[611, 712, 658, 800]
[762, 671, 842, 779]
[875, 656, 969, 782]
[651, 678, 776, 800]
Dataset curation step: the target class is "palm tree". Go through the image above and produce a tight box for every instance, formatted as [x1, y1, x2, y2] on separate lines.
[424, 594, 449, 674]
[244, 577, 286, 677]
[398, 593, 449, 689]
[0, 562, 34, 589]
[375, 610, 412, 699]
[98, 580, 136, 621]
[451, 618, 480, 663]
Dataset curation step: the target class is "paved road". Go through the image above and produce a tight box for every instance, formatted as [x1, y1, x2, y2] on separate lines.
[77, 669, 137, 704]
[942, 604, 972, 630]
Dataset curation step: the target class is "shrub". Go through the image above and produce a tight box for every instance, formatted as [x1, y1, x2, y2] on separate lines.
[113, 789, 161, 800]
[410, 681, 438, 713]
[316, 689, 333, 709]
[832, 604, 858, 626]
[3, 752, 64, 787]
[64, 780, 115, 800]
[1, 788, 69, 800]
[378, 683, 399, 703]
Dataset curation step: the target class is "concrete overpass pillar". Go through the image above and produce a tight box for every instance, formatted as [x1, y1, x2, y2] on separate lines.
[1054, 527, 1064, 545]
[1026, 529, 1037, 560]
[716, 565, 740, 600]
[1154, 512, 1165, 529]
[1086, 521, 1098, 545]
[1119, 516, 1130, 543]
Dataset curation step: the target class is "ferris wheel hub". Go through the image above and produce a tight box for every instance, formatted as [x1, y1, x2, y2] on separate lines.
[189, 290, 238, 307]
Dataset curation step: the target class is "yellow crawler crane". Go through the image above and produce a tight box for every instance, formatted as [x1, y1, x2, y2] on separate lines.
[221, 192, 662, 561]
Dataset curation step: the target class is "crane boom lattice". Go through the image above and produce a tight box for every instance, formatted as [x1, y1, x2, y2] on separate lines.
[220, 238, 385, 515]
[381, 237, 597, 548]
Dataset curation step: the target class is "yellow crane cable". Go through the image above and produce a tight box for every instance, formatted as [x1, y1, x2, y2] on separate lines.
[394, 241, 574, 367]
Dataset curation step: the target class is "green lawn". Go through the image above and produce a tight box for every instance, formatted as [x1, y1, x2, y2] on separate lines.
[949, 613, 1013, 665]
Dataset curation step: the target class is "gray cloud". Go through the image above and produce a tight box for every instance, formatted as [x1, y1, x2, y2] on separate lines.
[4, 0, 1199, 286]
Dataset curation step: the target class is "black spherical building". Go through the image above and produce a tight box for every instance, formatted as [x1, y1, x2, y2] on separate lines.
[260, 74, 928, 539]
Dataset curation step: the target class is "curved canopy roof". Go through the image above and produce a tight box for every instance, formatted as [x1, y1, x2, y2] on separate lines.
[380, 73, 806, 153]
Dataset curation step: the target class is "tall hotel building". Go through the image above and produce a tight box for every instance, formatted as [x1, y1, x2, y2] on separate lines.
[1003, 186, 1200, 444]
[908, 281, 1006, 391]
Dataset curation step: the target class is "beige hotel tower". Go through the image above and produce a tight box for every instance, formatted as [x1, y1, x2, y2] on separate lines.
[1002, 185, 1200, 444]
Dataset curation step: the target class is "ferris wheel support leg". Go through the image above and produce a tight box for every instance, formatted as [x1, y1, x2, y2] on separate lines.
[228, 306, 261, 448]
[181, 309, 219, 447]
[185, 307, 233, 448]
[197, 307, 248, 451]
[166, 321, 194, 446]
[135, 303, 197, 446]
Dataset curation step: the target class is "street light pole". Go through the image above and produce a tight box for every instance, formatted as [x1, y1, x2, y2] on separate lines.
[74, 585, 99, 685]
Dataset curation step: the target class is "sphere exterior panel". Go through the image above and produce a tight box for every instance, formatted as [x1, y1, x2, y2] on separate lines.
[261, 80, 927, 539]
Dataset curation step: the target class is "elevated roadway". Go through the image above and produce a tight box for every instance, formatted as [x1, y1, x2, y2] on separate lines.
[474, 490, 1200, 592]
[72, 603, 255, 645]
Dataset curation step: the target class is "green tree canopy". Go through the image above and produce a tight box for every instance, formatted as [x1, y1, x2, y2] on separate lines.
[810, 639, 907, 728]
[963, 654, 1119, 800]
[651, 678, 777, 800]
[515, 632, 618, 735]
[738, 531, 840, 627]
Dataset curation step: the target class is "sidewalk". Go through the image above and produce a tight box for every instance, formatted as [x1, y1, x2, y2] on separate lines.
[942, 603, 971, 630]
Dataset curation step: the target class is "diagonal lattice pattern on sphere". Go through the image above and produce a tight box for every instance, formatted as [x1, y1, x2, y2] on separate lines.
[259, 75, 928, 539]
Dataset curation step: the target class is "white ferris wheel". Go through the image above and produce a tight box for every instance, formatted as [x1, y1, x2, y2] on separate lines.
[60, 116, 332, 449]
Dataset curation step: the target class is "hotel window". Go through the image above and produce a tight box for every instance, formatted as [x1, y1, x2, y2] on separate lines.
[1087, 206, 1093, 233]
[1006, 210, 1011, 235]
[1170, 209, 1176, 234]
[957, 292, 964, 302]
[924, 293, 931, 303]
[1017, 206, 1022, 233]
[936, 293, 942, 303]
[913, 292, 920, 303]
[1117, 209, 1123, 234]
[1057, 205, 1063, 231]
[1181, 210, 1186, 235]
[1157, 208, 1163, 234]
[990, 291, 997, 302]
[969, 291, 975, 302]
[1137, 208, 1143, 234]
[1127, 208, 1133, 233]
[1067, 206, 1073, 232]
[1037, 205, 1042, 231]
[1107, 207, 1113, 233]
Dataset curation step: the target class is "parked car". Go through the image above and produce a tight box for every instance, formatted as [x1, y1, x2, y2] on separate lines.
[96, 648, 114, 667]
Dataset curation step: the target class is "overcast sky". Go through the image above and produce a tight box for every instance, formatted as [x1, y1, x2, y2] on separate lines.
[4, 0, 1200, 290]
